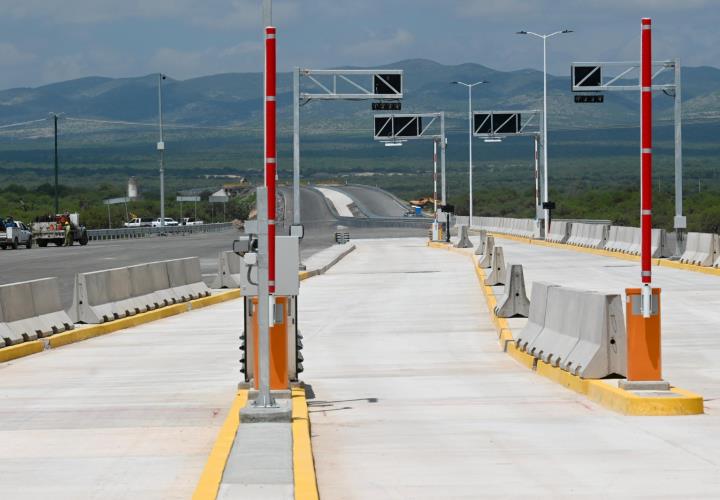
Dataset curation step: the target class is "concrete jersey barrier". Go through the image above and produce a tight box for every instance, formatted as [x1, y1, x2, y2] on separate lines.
[517, 283, 626, 379]
[546, 221, 571, 244]
[680, 232, 718, 267]
[0, 277, 73, 347]
[476, 217, 536, 239]
[566, 223, 608, 249]
[71, 257, 210, 324]
[604, 226, 665, 257]
[213, 251, 243, 289]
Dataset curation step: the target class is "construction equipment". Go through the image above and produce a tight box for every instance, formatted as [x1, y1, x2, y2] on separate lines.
[32, 213, 88, 247]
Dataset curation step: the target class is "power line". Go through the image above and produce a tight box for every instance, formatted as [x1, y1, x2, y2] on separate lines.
[64, 116, 244, 131]
[0, 118, 48, 130]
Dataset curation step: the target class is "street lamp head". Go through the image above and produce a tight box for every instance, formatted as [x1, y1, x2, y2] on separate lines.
[516, 31, 528, 35]
[562, 29, 574, 34]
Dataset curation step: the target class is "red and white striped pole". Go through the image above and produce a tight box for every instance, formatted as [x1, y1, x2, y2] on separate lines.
[640, 17, 652, 316]
[265, 26, 276, 295]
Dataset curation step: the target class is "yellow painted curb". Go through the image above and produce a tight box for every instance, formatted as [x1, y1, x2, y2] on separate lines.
[292, 386, 320, 500]
[0, 340, 44, 363]
[192, 389, 249, 500]
[428, 241, 705, 416]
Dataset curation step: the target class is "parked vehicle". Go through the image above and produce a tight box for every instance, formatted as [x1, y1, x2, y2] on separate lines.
[181, 217, 204, 226]
[32, 213, 89, 247]
[124, 217, 155, 228]
[151, 217, 179, 227]
[0, 220, 33, 249]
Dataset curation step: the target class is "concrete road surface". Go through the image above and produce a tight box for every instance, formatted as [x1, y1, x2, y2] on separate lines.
[0, 298, 242, 500]
[301, 238, 720, 499]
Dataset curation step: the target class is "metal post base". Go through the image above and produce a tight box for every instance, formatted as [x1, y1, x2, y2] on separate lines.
[619, 380, 671, 391]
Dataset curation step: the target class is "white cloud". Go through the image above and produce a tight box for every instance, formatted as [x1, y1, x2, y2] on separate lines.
[2, 0, 298, 28]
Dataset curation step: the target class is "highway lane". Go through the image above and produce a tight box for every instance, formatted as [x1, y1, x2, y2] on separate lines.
[278, 184, 428, 257]
[303, 238, 720, 498]
[0, 230, 241, 308]
[332, 184, 411, 218]
[0, 183, 425, 310]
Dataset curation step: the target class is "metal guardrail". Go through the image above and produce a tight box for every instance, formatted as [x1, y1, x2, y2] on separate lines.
[334, 216, 431, 229]
[87, 223, 235, 241]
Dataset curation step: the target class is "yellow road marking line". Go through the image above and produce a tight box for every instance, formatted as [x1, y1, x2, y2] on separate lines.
[292, 386, 319, 500]
[192, 390, 249, 500]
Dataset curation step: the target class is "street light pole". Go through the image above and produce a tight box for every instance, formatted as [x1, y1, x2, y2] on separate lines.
[52, 113, 59, 214]
[517, 29, 572, 234]
[158, 73, 166, 229]
[452, 81, 487, 227]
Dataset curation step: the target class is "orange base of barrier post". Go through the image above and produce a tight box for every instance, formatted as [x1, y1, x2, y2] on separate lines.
[251, 296, 289, 390]
[625, 288, 663, 383]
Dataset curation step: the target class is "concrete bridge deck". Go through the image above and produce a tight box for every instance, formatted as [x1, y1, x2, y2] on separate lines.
[0, 299, 241, 499]
[2, 236, 720, 499]
[301, 238, 720, 499]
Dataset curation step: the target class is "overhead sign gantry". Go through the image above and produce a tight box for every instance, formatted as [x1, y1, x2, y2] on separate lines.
[473, 110, 544, 230]
[293, 69, 403, 234]
[373, 112, 448, 241]
[571, 58, 684, 254]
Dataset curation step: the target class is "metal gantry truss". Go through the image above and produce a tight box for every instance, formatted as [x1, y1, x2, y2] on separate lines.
[571, 60, 677, 93]
[298, 69, 403, 101]
[472, 109, 542, 138]
[571, 59, 685, 253]
[373, 112, 444, 141]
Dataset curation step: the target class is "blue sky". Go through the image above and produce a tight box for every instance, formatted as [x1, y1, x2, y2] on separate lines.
[0, 0, 717, 89]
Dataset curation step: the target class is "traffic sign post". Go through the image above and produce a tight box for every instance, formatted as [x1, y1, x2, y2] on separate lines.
[176, 195, 200, 221]
[103, 197, 131, 229]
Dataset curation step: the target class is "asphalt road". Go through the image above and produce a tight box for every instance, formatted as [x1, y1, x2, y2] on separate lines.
[0, 230, 241, 308]
[332, 184, 411, 217]
[3, 184, 427, 309]
[278, 184, 427, 249]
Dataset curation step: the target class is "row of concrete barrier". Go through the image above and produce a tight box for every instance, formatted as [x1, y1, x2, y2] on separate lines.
[605, 226, 666, 258]
[70, 257, 210, 324]
[476, 217, 537, 238]
[472, 232, 627, 379]
[0, 278, 74, 347]
[465, 217, 683, 260]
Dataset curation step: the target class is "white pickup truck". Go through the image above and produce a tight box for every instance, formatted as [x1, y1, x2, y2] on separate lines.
[181, 217, 204, 226]
[124, 217, 155, 228]
[151, 217, 179, 227]
[0, 220, 33, 249]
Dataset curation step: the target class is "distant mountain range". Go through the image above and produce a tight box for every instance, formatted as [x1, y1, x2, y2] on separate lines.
[1, 59, 720, 137]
